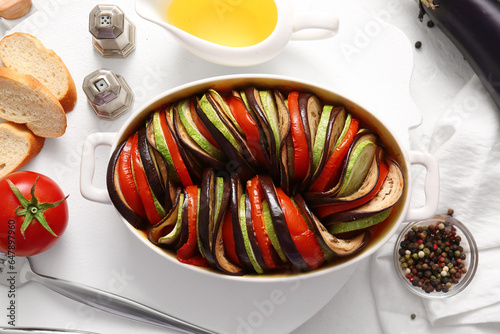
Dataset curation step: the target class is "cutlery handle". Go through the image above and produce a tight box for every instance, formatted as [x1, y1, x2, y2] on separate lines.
[0, 327, 100, 334]
[29, 272, 215, 334]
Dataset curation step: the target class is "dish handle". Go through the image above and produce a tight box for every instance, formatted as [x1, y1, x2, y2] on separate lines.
[80, 132, 116, 204]
[404, 151, 440, 222]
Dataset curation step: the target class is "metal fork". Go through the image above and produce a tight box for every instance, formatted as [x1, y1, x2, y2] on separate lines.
[0, 253, 215, 334]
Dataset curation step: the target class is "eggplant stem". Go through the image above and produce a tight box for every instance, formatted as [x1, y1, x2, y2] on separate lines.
[421, 0, 438, 10]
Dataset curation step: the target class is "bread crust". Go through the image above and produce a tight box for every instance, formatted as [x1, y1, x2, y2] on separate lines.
[0, 121, 45, 178]
[0, 32, 77, 112]
[0, 0, 32, 20]
[0, 66, 67, 138]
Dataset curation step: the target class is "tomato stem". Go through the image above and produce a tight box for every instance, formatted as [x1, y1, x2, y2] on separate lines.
[7, 177, 69, 239]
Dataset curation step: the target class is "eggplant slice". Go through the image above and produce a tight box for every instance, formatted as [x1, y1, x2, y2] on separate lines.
[323, 158, 405, 224]
[165, 105, 203, 185]
[304, 130, 379, 202]
[207, 90, 260, 169]
[146, 119, 177, 211]
[198, 168, 232, 268]
[305, 107, 347, 190]
[147, 188, 184, 247]
[173, 99, 227, 171]
[211, 175, 243, 275]
[146, 117, 169, 189]
[294, 194, 367, 257]
[296, 93, 322, 188]
[138, 126, 167, 210]
[273, 90, 292, 195]
[197, 168, 217, 266]
[305, 147, 384, 208]
[259, 175, 310, 272]
[229, 174, 253, 270]
[195, 96, 257, 181]
[244, 87, 280, 181]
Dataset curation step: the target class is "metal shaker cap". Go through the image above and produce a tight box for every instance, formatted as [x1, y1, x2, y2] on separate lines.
[82, 68, 134, 120]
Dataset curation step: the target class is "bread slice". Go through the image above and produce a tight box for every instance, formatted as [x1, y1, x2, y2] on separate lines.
[0, 32, 77, 112]
[0, 66, 67, 138]
[0, 121, 45, 178]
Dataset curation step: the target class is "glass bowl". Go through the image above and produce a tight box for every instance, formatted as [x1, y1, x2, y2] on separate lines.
[393, 214, 478, 299]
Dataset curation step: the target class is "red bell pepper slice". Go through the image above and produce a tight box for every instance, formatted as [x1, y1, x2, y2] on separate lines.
[316, 159, 390, 219]
[227, 95, 267, 166]
[117, 136, 147, 219]
[310, 118, 360, 193]
[177, 185, 208, 267]
[222, 209, 242, 266]
[189, 99, 221, 150]
[158, 109, 193, 187]
[288, 91, 310, 181]
[246, 176, 278, 269]
[130, 132, 163, 225]
[276, 188, 324, 270]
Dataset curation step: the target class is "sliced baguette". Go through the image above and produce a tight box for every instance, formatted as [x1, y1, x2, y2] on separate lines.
[0, 32, 77, 112]
[0, 66, 67, 138]
[0, 121, 45, 178]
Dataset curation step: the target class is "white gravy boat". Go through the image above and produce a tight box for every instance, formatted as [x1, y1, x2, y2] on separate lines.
[135, 0, 340, 66]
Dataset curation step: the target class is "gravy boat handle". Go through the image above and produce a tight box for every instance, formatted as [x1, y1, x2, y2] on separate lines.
[291, 11, 340, 40]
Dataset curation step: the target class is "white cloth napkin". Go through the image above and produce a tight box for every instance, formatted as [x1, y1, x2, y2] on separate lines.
[372, 74, 500, 333]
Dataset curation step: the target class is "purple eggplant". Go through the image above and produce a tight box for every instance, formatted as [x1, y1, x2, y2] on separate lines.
[418, 0, 500, 110]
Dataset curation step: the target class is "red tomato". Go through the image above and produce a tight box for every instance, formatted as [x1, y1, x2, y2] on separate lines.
[315, 160, 389, 218]
[246, 177, 278, 269]
[177, 185, 208, 267]
[221, 209, 242, 266]
[288, 91, 310, 181]
[117, 136, 147, 219]
[0, 171, 69, 257]
[159, 109, 193, 187]
[189, 99, 221, 150]
[130, 132, 164, 225]
[227, 95, 267, 166]
[310, 118, 359, 192]
[276, 188, 324, 270]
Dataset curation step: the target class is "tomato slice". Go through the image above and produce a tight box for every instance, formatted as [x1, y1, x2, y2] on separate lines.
[288, 91, 310, 181]
[222, 208, 242, 266]
[227, 95, 267, 166]
[315, 160, 390, 218]
[189, 99, 221, 150]
[276, 188, 324, 270]
[117, 136, 147, 219]
[130, 132, 164, 225]
[310, 118, 360, 192]
[177, 185, 208, 267]
[246, 177, 278, 269]
[159, 109, 193, 187]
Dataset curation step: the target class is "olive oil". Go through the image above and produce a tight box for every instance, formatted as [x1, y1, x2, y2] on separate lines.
[166, 0, 278, 47]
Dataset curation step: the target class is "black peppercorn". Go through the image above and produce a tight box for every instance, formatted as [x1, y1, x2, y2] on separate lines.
[398, 216, 467, 294]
